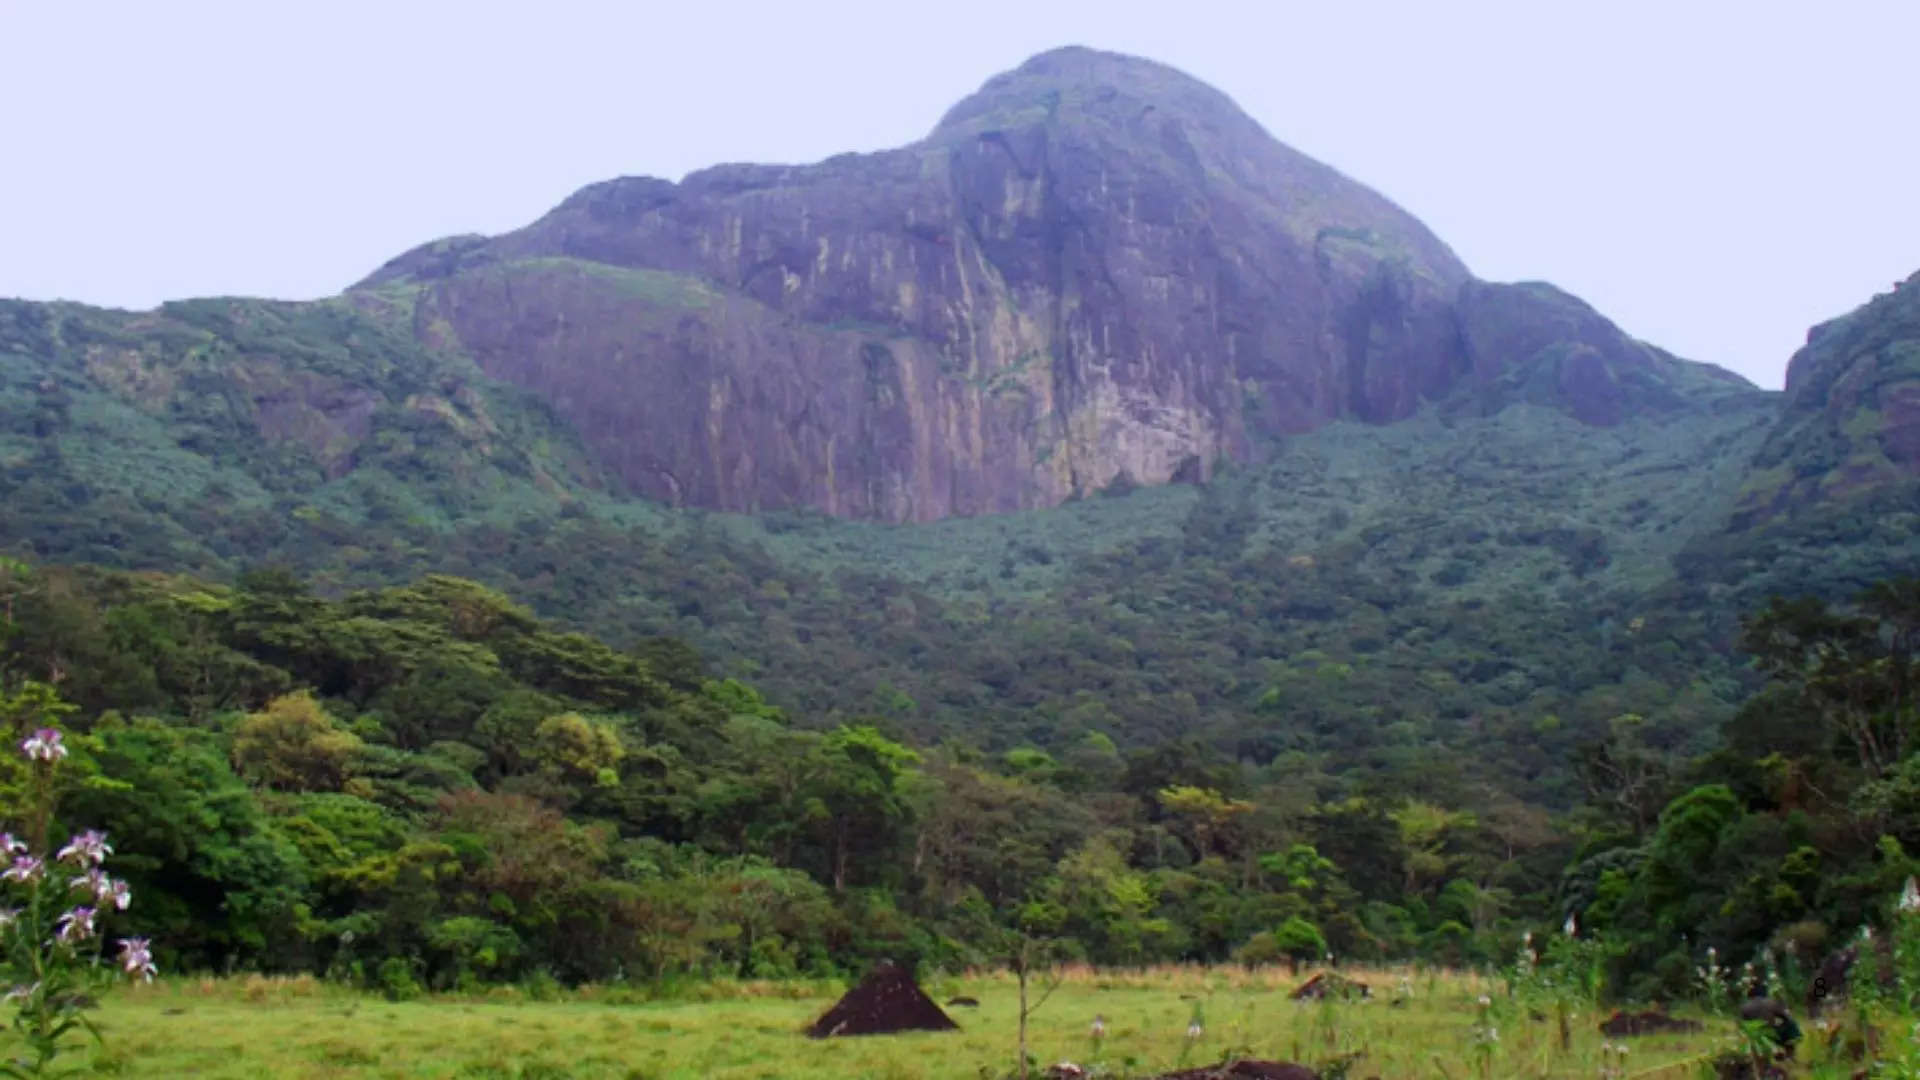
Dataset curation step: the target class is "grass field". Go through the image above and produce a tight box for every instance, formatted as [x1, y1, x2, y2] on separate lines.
[67, 966, 1734, 1079]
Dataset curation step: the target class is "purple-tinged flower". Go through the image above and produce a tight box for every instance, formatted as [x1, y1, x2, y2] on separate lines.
[55, 906, 95, 944]
[1, 856, 43, 884]
[21, 728, 66, 763]
[0, 834, 24, 857]
[2, 984, 33, 1003]
[116, 938, 156, 982]
[56, 830, 110, 867]
[69, 868, 127, 909]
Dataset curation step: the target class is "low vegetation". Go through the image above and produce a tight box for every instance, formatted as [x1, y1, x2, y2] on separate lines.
[79, 966, 1730, 1079]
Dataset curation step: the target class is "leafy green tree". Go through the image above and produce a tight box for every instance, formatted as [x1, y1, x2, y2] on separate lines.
[530, 712, 624, 786]
[232, 691, 363, 793]
[1157, 785, 1255, 863]
[1270, 915, 1328, 964]
[1741, 583, 1920, 780]
[86, 718, 310, 967]
[802, 725, 920, 891]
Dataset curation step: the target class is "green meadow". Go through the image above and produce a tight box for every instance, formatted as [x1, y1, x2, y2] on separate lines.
[75, 968, 1728, 1080]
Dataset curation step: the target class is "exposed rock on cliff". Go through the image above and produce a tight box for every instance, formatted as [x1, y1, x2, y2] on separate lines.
[1733, 269, 1920, 525]
[351, 46, 1744, 521]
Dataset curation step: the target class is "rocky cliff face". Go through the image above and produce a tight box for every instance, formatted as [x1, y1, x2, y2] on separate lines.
[1732, 268, 1920, 525]
[352, 47, 1745, 522]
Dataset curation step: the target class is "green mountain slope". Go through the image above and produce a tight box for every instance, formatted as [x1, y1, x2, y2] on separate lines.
[0, 295, 610, 572]
[0, 277, 1787, 808]
[1, 50, 1915, 821]
[1676, 270, 1920, 607]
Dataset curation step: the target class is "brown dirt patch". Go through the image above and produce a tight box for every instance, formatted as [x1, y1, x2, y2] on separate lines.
[1155, 1062, 1317, 1080]
[1597, 1009, 1702, 1036]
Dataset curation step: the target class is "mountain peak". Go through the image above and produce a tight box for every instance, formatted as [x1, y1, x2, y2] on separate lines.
[928, 45, 1257, 144]
[331, 47, 1748, 523]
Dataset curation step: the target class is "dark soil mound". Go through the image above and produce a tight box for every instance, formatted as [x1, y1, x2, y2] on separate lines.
[804, 962, 959, 1038]
[1708, 1051, 1787, 1080]
[1156, 1061, 1317, 1080]
[1598, 1009, 1702, 1036]
[1290, 973, 1369, 1000]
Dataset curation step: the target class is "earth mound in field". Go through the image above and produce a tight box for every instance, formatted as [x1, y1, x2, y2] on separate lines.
[1290, 972, 1369, 1000]
[1155, 1061, 1317, 1080]
[1597, 1009, 1702, 1036]
[804, 962, 959, 1037]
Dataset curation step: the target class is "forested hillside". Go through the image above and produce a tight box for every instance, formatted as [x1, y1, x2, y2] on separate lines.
[3, 557, 1917, 1003]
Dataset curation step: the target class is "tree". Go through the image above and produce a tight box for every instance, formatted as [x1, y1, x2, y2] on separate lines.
[1740, 585, 1920, 780]
[1258, 842, 1336, 894]
[1157, 785, 1255, 862]
[1574, 714, 1673, 833]
[530, 712, 624, 786]
[87, 718, 311, 968]
[1391, 800, 1478, 895]
[1271, 915, 1328, 965]
[232, 691, 363, 793]
[801, 725, 920, 891]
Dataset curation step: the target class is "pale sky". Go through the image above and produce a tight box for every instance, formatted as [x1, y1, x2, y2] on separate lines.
[4, 1, 1916, 390]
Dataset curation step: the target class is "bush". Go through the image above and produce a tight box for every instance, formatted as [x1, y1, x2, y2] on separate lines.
[1232, 931, 1285, 968]
[377, 956, 422, 1001]
[1272, 916, 1328, 963]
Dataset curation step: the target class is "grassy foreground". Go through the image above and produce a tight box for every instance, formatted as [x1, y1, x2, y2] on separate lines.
[74, 966, 1725, 1079]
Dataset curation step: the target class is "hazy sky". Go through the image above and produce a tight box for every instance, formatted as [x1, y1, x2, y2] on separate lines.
[4, 1, 1916, 390]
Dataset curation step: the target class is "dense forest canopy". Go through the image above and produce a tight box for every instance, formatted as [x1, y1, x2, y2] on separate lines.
[3, 554, 1916, 1002]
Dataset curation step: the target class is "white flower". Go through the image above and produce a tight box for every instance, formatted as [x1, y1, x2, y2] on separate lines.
[56, 830, 111, 867]
[55, 906, 96, 944]
[1563, 912, 1578, 937]
[1900, 876, 1920, 914]
[1186, 1021, 1203, 1039]
[117, 938, 157, 982]
[0, 834, 25, 857]
[1477, 994, 1491, 1008]
[2, 984, 33, 1003]
[21, 728, 66, 763]
[69, 866, 131, 910]
[1, 856, 42, 884]
[1090, 1015, 1106, 1038]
